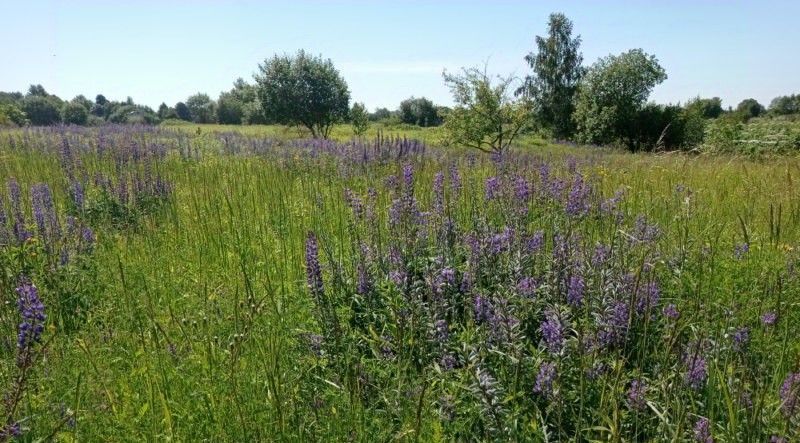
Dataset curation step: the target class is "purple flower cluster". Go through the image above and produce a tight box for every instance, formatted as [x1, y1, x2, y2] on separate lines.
[16, 280, 46, 352]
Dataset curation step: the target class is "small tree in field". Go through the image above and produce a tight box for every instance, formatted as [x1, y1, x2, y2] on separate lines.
[443, 68, 531, 155]
[255, 50, 350, 138]
[350, 102, 369, 136]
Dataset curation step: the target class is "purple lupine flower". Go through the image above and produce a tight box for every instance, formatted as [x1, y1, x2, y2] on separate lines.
[485, 176, 501, 200]
[439, 267, 456, 286]
[693, 417, 713, 443]
[432, 172, 445, 215]
[567, 274, 584, 307]
[448, 165, 461, 196]
[636, 282, 660, 315]
[434, 319, 449, 342]
[488, 226, 514, 255]
[0, 422, 21, 439]
[16, 280, 46, 352]
[525, 230, 545, 254]
[540, 310, 564, 354]
[598, 300, 629, 348]
[384, 174, 398, 191]
[516, 277, 537, 298]
[632, 215, 661, 244]
[733, 243, 749, 260]
[81, 226, 95, 252]
[69, 180, 85, 211]
[684, 351, 708, 390]
[439, 353, 456, 371]
[627, 379, 647, 411]
[305, 232, 324, 298]
[663, 303, 680, 320]
[513, 176, 531, 201]
[779, 372, 800, 418]
[731, 327, 750, 352]
[402, 163, 414, 193]
[533, 362, 556, 397]
[8, 179, 30, 243]
[356, 263, 371, 295]
[344, 188, 364, 219]
[770, 436, 787, 443]
[600, 189, 625, 220]
[473, 295, 492, 324]
[565, 173, 590, 217]
[592, 244, 611, 267]
[0, 202, 9, 245]
[761, 311, 778, 326]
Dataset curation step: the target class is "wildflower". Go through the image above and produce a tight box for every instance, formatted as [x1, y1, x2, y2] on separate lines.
[525, 230, 545, 254]
[597, 300, 629, 348]
[448, 165, 461, 195]
[733, 243, 749, 260]
[779, 372, 800, 418]
[432, 172, 445, 214]
[636, 282, 660, 315]
[663, 303, 680, 320]
[433, 319, 449, 342]
[567, 274, 584, 307]
[632, 214, 661, 244]
[473, 295, 492, 324]
[402, 163, 414, 193]
[516, 277, 537, 298]
[305, 232, 324, 298]
[485, 176, 501, 200]
[684, 351, 708, 390]
[627, 379, 647, 411]
[540, 310, 564, 354]
[761, 311, 778, 326]
[17, 280, 46, 351]
[731, 327, 750, 352]
[565, 173, 590, 217]
[8, 179, 30, 243]
[592, 244, 611, 267]
[0, 422, 21, 439]
[693, 417, 713, 443]
[534, 362, 556, 397]
[513, 176, 531, 202]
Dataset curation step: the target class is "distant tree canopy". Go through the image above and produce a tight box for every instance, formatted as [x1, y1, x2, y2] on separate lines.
[21, 95, 62, 126]
[255, 50, 350, 138]
[62, 101, 89, 125]
[174, 102, 191, 121]
[186, 93, 216, 124]
[769, 94, 800, 115]
[443, 67, 532, 154]
[735, 98, 765, 120]
[574, 49, 667, 150]
[518, 12, 584, 139]
[369, 107, 394, 122]
[399, 97, 442, 127]
[685, 97, 723, 119]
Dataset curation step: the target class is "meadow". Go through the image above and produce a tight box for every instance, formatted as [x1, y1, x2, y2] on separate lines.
[0, 124, 799, 441]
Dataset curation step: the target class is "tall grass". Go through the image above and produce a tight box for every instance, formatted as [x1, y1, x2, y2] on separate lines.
[0, 125, 798, 441]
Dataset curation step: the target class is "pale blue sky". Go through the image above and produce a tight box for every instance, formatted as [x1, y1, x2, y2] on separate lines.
[2, 1, 798, 111]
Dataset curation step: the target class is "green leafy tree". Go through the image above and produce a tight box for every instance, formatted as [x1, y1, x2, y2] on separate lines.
[255, 50, 350, 138]
[574, 49, 667, 150]
[21, 96, 62, 126]
[216, 91, 244, 124]
[369, 107, 394, 122]
[399, 97, 442, 127]
[0, 103, 28, 126]
[175, 102, 191, 121]
[186, 93, 216, 123]
[685, 96, 723, 119]
[518, 12, 584, 139]
[61, 101, 89, 125]
[27, 84, 48, 97]
[350, 102, 369, 136]
[91, 94, 109, 118]
[769, 94, 800, 115]
[735, 98, 764, 120]
[442, 67, 532, 154]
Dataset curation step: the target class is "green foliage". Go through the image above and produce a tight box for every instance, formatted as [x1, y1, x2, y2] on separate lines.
[0, 102, 28, 126]
[175, 101, 191, 121]
[255, 50, 350, 138]
[443, 67, 532, 154]
[349, 102, 369, 136]
[369, 107, 394, 122]
[186, 93, 217, 124]
[519, 12, 584, 139]
[216, 91, 244, 124]
[61, 102, 89, 125]
[107, 104, 159, 124]
[21, 95, 62, 126]
[735, 98, 765, 121]
[574, 49, 667, 150]
[685, 96, 724, 119]
[768, 93, 800, 115]
[703, 118, 800, 154]
[399, 96, 442, 127]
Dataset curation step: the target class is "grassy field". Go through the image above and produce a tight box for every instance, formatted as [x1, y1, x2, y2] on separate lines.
[0, 125, 799, 441]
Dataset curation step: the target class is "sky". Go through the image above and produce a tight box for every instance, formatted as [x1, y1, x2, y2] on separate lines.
[2, 0, 799, 111]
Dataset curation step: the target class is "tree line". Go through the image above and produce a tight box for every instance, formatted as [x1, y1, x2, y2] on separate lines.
[2, 13, 799, 152]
